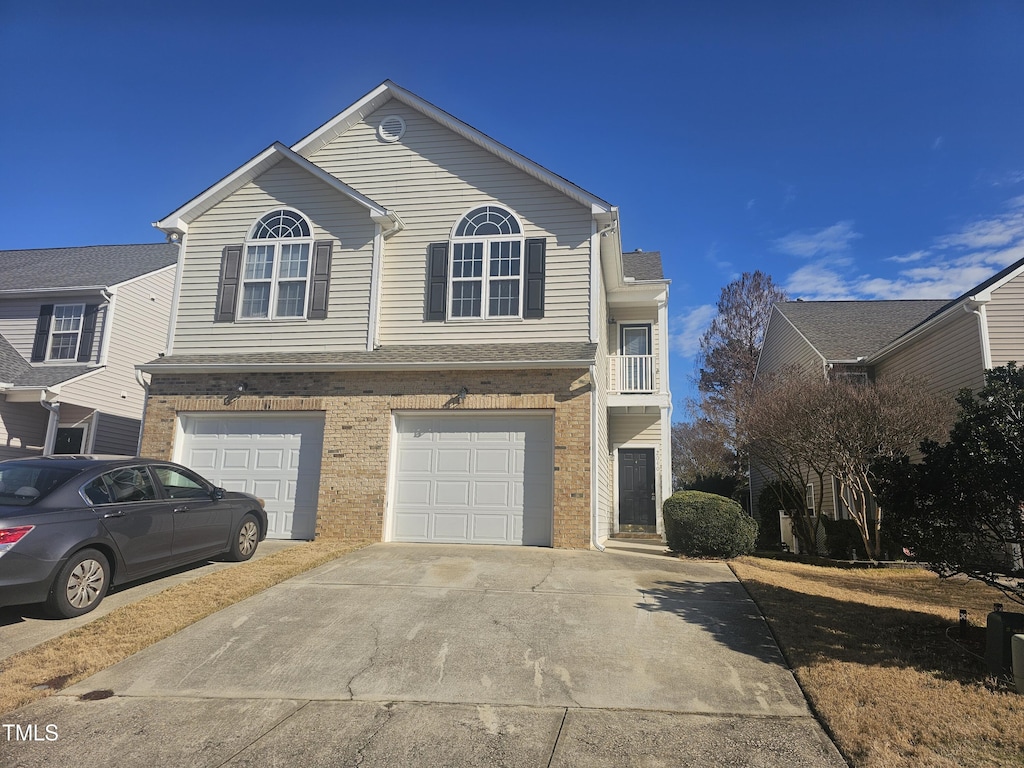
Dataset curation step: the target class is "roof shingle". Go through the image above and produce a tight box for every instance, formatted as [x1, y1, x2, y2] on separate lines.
[0, 244, 178, 292]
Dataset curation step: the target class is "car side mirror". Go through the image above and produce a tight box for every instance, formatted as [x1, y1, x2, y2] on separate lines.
[211, 487, 226, 501]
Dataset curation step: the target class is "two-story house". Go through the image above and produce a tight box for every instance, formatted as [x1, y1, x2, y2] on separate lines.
[752, 255, 1024, 545]
[0, 245, 177, 458]
[139, 81, 671, 547]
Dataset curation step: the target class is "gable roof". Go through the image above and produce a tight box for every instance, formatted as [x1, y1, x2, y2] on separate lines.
[0, 335, 30, 384]
[154, 142, 393, 235]
[622, 250, 664, 281]
[0, 244, 178, 293]
[291, 81, 613, 216]
[775, 300, 949, 361]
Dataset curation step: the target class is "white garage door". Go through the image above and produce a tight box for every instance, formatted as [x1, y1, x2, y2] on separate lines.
[390, 413, 553, 546]
[179, 413, 324, 540]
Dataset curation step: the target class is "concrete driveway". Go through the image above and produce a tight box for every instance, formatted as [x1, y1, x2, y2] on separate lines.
[1, 543, 845, 767]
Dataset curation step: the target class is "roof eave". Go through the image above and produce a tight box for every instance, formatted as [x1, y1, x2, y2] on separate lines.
[137, 358, 596, 375]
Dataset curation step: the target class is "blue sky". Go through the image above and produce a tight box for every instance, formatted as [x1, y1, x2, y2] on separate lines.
[3, 1, 1024, 414]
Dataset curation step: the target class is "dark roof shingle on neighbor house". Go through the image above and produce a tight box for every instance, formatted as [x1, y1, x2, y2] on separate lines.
[622, 250, 664, 280]
[776, 300, 949, 361]
[0, 244, 178, 291]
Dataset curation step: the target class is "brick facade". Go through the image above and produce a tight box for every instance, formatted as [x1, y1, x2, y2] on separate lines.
[140, 368, 592, 548]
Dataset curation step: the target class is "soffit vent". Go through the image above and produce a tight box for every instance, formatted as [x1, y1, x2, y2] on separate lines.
[377, 115, 406, 143]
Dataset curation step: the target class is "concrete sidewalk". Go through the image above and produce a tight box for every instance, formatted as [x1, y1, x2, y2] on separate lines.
[1, 543, 845, 767]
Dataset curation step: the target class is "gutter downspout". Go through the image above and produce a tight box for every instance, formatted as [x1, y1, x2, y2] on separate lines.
[160, 228, 187, 356]
[589, 363, 605, 551]
[134, 369, 150, 456]
[589, 215, 618, 344]
[98, 288, 115, 366]
[40, 390, 60, 456]
[966, 300, 993, 369]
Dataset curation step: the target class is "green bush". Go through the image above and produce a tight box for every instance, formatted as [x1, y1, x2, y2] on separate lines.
[822, 517, 906, 561]
[663, 491, 758, 557]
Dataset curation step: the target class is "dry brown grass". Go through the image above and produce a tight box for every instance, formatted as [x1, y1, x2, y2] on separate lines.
[731, 556, 1024, 768]
[0, 539, 369, 716]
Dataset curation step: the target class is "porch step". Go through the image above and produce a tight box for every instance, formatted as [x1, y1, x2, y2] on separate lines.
[609, 532, 664, 541]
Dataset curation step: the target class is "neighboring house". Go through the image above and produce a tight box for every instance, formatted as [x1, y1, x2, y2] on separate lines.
[139, 81, 672, 547]
[752, 256, 1024, 546]
[0, 245, 178, 458]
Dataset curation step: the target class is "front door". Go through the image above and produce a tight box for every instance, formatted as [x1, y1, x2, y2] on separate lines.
[618, 448, 656, 530]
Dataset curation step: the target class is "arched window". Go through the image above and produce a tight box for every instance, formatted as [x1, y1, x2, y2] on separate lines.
[240, 209, 313, 319]
[449, 205, 524, 319]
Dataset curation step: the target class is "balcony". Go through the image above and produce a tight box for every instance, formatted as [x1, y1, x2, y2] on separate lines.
[609, 355, 656, 394]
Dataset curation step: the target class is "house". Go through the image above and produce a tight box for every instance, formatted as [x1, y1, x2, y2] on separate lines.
[752, 256, 1024, 544]
[0, 245, 178, 457]
[138, 81, 672, 547]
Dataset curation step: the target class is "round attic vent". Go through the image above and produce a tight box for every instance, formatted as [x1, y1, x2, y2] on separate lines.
[377, 115, 406, 143]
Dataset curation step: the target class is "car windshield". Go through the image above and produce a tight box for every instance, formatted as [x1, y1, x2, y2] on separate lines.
[0, 465, 78, 506]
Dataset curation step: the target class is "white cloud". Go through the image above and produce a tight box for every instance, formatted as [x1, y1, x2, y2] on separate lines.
[773, 220, 863, 258]
[784, 198, 1024, 301]
[931, 136, 944, 151]
[784, 263, 858, 300]
[670, 304, 716, 357]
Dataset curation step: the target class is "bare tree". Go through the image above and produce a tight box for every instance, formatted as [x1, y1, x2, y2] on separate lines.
[671, 419, 734, 490]
[695, 272, 787, 487]
[746, 368, 953, 559]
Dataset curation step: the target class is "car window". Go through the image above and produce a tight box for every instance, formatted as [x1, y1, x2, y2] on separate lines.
[0, 466, 77, 506]
[153, 466, 209, 500]
[86, 467, 159, 504]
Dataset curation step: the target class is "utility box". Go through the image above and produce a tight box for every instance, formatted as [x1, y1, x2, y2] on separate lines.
[985, 611, 1024, 679]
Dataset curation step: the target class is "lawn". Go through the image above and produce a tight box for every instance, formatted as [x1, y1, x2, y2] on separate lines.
[731, 556, 1024, 768]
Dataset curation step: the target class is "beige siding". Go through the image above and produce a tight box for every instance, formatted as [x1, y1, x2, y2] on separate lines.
[755, 307, 824, 377]
[609, 412, 662, 445]
[61, 269, 175, 452]
[593, 261, 612, 539]
[875, 309, 986, 395]
[0, 400, 46, 458]
[0, 299, 108, 364]
[986, 271, 1024, 367]
[305, 101, 593, 345]
[172, 161, 376, 353]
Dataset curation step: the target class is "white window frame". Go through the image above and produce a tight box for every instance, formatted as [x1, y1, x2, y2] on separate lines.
[46, 303, 86, 361]
[448, 205, 525, 320]
[238, 208, 314, 321]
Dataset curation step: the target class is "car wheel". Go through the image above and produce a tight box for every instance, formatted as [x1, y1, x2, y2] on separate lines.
[228, 514, 260, 562]
[46, 549, 109, 619]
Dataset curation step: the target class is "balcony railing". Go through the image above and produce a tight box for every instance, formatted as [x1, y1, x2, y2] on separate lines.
[609, 355, 656, 394]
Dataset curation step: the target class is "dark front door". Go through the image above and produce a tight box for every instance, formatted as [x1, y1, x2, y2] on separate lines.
[618, 448, 656, 529]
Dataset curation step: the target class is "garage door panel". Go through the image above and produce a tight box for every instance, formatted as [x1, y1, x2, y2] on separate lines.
[180, 414, 323, 540]
[396, 480, 432, 505]
[390, 413, 553, 546]
[475, 449, 512, 473]
[432, 513, 470, 540]
[436, 449, 471, 473]
[471, 514, 510, 542]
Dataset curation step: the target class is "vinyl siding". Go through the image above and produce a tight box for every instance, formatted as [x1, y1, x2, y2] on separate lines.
[61, 268, 175, 450]
[755, 307, 825, 377]
[0, 399, 46, 458]
[874, 309, 986, 396]
[593, 260, 611, 540]
[0, 299, 108, 364]
[171, 160, 376, 353]
[305, 101, 593, 345]
[609, 412, 662, 445]
[986, 271, 1024, 368]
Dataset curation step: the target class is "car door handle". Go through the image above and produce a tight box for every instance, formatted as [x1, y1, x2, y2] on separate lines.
[103, 510, 125, 518]
[173, 505, 190, 513]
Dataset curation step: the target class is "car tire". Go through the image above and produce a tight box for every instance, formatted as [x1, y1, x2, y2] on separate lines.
[228, 514, 260, 562]
[46, 548, 110, 619]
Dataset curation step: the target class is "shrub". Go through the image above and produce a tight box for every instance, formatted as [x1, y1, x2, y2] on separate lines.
[755, 480, 801, 548]
[663, 490, 758, 557]
[822, 517, 907, 561]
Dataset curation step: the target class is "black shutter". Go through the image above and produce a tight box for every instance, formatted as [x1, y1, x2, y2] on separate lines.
[77, 304, 99, 362]
[215, 245, 244, 323]
[524, 238, 546, 319]
[308, 240, 333, 319]
[31, 304, 54, 362]
[425, 242, 449, 321]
